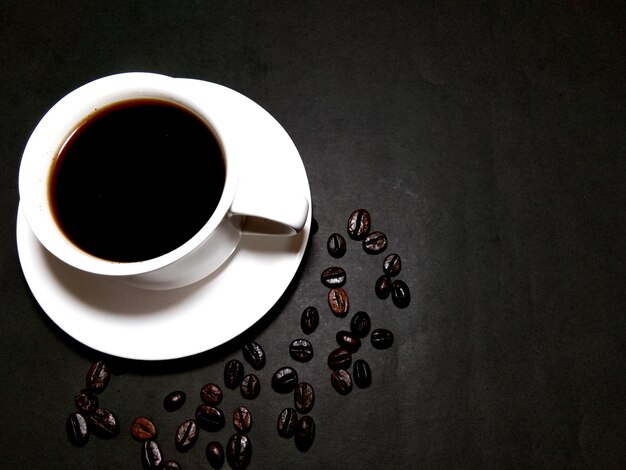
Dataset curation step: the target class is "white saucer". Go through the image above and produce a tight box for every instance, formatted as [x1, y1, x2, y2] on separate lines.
[16, 79, 311, 361]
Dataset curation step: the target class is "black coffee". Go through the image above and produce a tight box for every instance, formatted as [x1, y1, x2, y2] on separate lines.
[49, 98, 225, 262]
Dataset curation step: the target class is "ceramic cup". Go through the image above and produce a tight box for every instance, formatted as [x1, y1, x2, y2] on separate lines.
[18, 72, 309, 290]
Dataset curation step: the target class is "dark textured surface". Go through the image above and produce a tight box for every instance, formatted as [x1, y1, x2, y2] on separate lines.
[1, 1, 625, 468]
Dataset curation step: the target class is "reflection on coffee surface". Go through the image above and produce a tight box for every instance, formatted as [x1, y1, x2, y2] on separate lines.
[49, 98, 225, 262]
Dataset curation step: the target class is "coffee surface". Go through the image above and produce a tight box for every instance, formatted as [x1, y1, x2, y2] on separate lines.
[50, 98, 224, 262]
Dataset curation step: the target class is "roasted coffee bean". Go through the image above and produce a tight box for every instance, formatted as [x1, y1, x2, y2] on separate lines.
[320, 266, 346, 288]
[195, 405, 225, 432]
[289, 338, 314, 362]
[336, 330, 361, 353]
[327, 232, 346, 258]
[226, 433, 252, 470]
[311, 217, 319, 235]
[327, 347, 352, 370]
[85, 361, 110, 394]
[233, 406, 252, 434]
[206, 441, 225, 469]
[224, 359, 244, 389]
[353, 359, 372, 389]
[383, 253, 402, 276]
[300, 306, 319, 334]
[66, 412, 89, 447]
[371, 328, 394, 349]
[375, 275, 392, 299]
[240, 374, 260, 400]
[88, 407, 119, 439]
[294, 382, 315, 414]
[295, 415, 315, 452]
[163, 460, 182, 470]
[175, 419, 199, 452]
[201, 383, 223, 405]
[242, 341, 266, 370]
[347, 209, 371, 240]
[350, 311, 371, 338]
[141, 440, 163, 470]
[328, 287, 349, 317]
[277, 407, 298, 438]
[363, 231, 388, 254]
[271, 366, 299, 393]
[163, 390, 186, 412]
[75, 389, 98, 413]
[331, 369, 353, 395]
[392, 279, 411, 308]
[130, 417, 157, 442]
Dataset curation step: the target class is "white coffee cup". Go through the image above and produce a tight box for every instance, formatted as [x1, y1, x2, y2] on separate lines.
[18, 72, 309, 290]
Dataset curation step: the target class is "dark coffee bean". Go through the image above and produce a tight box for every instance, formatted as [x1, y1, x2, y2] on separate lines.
[277, 407, 298, 438]
[175, 419, 199, 452]
[328, 287, 349, 317]
[295, 415, 315, 452]
[88, 407, 119, 439]
[327, 347, 352, 370]
[383, 253, 402, 276]
[371, 328, 394, 349]
[163, 460, 182, 470]
[336, 330, 361, 353]
[347, 209, 371, 240]
[224, 359, 244, 389]
[75, 389, 98, 413]
[233, 405, 252, 434]
[363, 231, 388, 254]
[300, 306, 319, 335]
[240, 374, 260, 400]
[85, 361, 110, 393]
[311, 217, 319, 235]
[163, 390, 186, 412]
[242, 341, 266, 370]
[392, 279, 411, 308]
[294, 382, 315, 414]
[350, 311, 371, 338]
[195, 405, 225, 432]
[141, 440, 163, 470]
[130, 416, 157, 442]
[353, 359, 372, 389]
[206, 441, 225, 469]
[66, 412, 89, 447]
[271, 366, 299, 393]
[201, 383, 223, 405]
[320, 266, 346, 288]
[289, 338, 314, 362]
[375, 275, 392, 299]
[327, 232, 346, 258]
[331, 369, 353, 395]
[226, 433, 252, 470]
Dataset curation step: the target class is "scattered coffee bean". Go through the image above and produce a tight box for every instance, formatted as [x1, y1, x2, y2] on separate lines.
[353, 359, 372, 389]
[163, 460, 182, 470]
[226, 433, 252, 470]
[328, 287, 349, 317]
[175, 418, 199, 452]
[311, 217, 319, 235]
[195, 405, 225, 432]
[240, 374, 261, 400]
[85, 361, 110, 394]
[327, 347, 352, 370]
[271, 366, 299, 394]
[233, 406, 252, 434]
[350, 311, 371, 338]
[300, 306, 319, 335]
[141, 440, 163, 470]
[320, 266, 346, 288]
[392, 279, 411, 308]
[75, 389, 98, 413]
[327, 232, 346, 258]
[363, 231, 388, 254]
[336, 330, 361, 353]
[66, 412, 89, 447]
[383, 253, 402, 276]
[295, 415, 315, 452]
[331, 369, 353, 395]
[88, 407, 119, 439]
[201, 383, 223, 406]
[163, 390, 186, 412]
[289, 338, 314, 362]
[206, 441, 225, 469]
[277, 407, 298, 438]
[294, 382, 315, 414]
[224, 359, 244, 390]
[371, 328, 394, 349]
[347, 209, 371, 240]
[375, 275, 392, 299]
[130, 417, 157, 442]
[242, 341, 266, 370]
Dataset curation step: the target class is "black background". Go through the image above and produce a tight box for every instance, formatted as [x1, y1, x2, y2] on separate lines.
[1, 1, 625, 468]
